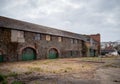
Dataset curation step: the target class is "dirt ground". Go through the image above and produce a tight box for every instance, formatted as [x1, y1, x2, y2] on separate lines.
[95, 57, 120, 84]
[0, 56, 120, 84]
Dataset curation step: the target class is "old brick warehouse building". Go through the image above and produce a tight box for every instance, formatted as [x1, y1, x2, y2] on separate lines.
[0, 16, 100, 62]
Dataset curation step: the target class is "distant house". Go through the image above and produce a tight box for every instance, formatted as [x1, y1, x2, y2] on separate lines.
[110, 50, 118, 56]
[101, 46, 115, 55]
[0, 16, 100, 62]
[101, 41, 120, 55]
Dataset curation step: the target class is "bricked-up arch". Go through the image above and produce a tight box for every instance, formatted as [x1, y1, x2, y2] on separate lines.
[48, 48, 59, 59]
[21, 47, 36, 61]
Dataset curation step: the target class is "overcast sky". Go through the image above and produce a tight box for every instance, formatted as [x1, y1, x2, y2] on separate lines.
[0, 0, 120, 42]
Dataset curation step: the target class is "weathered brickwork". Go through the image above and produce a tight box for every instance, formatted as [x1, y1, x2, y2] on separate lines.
[0, 16, 100, 62]
[0, 28, 83, 62]
[90, 34, 101, 55]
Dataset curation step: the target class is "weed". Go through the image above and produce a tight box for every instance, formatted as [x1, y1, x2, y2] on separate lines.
[0, 74, 5, 82]
[24, 71, 32, 75]
[66, 67, 72, 70]
[8, 72, 18, 77]
[104, 63, 120, 68]
[11, 81, 23, 84]
[43, 60, 54, 64]
[0, 74, 8, 84]
[34, 81, 39, 84]
[64, 70, 67, 73]
[2, 80, 8, 84]
[29, 67, 43, 72]
[52, 71, 56, 74]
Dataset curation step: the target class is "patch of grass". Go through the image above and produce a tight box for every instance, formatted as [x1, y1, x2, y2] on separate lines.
[11, 81, 23, 84]
[42, 60, 56, 64]
[2, 80, 8, 84]
[66, 67, 72, 70]
[80, 57, 104, 62]
[52, 71, 56, 74]
[8, 72, 18, 77]
[29, 67, 44, 72]
[0, 74, 8, 84]
[43, 61, 51, 64]
[0, 74, 5, 82]
[104, 63, 120, 68]
[61, 67, 73, 73]
[34, 81, 39, 84]
[32, 60, 55, 65]
[24, 71, 32, 75]
[64, 70, 67, 73]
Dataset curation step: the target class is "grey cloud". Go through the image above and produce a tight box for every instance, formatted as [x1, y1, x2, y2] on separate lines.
[0, 0, 120, 42]
[94, 0, 120, 12]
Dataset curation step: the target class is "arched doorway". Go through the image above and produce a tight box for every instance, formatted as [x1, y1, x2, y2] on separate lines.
[22, 47, 36, 61]
[48, 48, 58, 59]
[0, 50, 3, 62]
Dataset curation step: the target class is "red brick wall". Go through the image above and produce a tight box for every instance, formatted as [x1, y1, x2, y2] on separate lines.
[90, 34, 100, 42]
[90, 34, 101, 55]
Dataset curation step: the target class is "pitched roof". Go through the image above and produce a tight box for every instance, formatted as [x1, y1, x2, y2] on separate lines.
[105, 46, 115, 51]
[0, 16, 85, 40]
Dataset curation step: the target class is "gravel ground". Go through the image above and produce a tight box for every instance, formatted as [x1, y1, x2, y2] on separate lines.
[95, 57, 120, 84]
[0, 57, 120, 84]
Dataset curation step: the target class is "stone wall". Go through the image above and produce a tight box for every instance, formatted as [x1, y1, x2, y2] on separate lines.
[0, 28, 83, 62]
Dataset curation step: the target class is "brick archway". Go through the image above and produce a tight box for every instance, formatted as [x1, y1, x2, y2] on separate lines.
[19, 45, 38, 55]
[18, 45, 38, 61]
[47, 47, 60, 59]
[21, 47, 37, 61]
